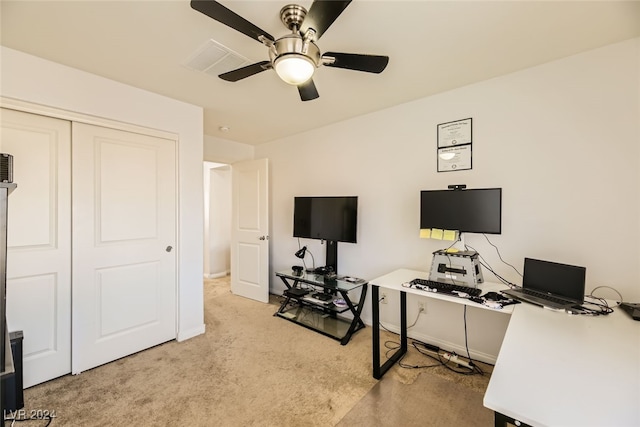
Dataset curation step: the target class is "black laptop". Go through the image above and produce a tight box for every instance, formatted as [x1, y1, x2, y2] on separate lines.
[502, 258, 586, 310]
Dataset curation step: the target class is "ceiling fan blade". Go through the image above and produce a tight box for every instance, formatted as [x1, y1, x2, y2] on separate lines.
[298, 79, 319, 101]
[219, 61, 272, 82]
[191, 0, 274, 44]
[322, 52, 389, 73]
[300, 0, 351, 40]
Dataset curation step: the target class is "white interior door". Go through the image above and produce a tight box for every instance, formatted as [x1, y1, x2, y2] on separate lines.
[231, 158, 269, 303]
[1, 108, 72, 387]
[71, 123, 177, 374]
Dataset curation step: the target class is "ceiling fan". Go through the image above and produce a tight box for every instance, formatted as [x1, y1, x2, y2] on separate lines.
[190, 0, 390, 101]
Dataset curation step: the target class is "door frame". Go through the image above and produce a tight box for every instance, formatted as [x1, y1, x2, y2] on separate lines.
[1, 98, 178, 141]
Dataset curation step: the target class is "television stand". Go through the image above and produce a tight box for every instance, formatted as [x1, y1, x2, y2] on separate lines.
[311, 292, 333, 301]
[275, 270, 368, 345]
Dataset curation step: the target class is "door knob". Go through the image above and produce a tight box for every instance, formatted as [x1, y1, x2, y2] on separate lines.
[258, 236, 269, 241]
[166, 246, 173, 252]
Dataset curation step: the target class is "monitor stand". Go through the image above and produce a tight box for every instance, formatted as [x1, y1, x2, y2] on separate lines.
[325, 240, 338, 274]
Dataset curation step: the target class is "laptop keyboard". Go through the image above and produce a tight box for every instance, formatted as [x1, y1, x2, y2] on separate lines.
[521, 288, 571, 304]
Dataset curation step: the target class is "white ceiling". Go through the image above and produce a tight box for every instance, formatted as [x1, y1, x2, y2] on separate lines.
[2, 1, 639, 145]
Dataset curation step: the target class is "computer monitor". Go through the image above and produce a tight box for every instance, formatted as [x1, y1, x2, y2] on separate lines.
[420, 187, 502, 234]
[293, 196, 358, 273]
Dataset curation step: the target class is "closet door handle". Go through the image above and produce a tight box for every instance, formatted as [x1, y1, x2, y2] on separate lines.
[166, 246, 173, 252]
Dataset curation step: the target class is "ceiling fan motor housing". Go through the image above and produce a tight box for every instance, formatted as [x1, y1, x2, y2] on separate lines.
[269, 34, 320, 67]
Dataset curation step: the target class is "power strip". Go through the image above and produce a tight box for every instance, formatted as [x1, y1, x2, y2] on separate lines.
[441, 352, 472, 369]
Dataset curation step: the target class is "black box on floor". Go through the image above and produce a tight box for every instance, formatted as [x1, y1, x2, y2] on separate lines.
[2, 330, 24, 412]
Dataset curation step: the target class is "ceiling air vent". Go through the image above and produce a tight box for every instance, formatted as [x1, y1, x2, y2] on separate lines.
[183, 39, 251, 78]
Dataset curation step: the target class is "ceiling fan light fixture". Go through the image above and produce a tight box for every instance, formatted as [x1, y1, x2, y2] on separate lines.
[274, 54, 315, 85]
[191, 0, 389, 101]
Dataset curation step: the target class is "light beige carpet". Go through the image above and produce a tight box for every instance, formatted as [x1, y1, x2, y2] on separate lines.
[15, 277, 494, 426]
[338, 369, 494, 426]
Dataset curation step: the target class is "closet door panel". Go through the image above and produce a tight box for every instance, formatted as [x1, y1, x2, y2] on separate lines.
[71, 123, 177, 374]
[1, 108, 72, 387]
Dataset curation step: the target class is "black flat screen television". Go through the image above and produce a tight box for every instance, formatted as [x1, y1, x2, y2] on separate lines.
[420, 188, 502, 234]
[293, 196, 358, 274]
[293, 196, 358, 243]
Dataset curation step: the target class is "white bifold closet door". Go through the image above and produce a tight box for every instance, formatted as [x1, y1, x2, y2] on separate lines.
[2, 108, 72, 388]
[2, 109, 177, 386]
[71, 122, 177, 374]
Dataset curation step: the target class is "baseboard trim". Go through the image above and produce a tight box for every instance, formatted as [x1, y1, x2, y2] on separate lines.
[204, 271, 229, 279]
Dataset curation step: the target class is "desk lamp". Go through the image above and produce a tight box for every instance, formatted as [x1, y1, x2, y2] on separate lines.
[295, 246, 315, 272]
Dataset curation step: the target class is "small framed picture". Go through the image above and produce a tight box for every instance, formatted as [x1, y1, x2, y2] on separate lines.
[437, 145, 472, 172]
[437, 118, 472, 148]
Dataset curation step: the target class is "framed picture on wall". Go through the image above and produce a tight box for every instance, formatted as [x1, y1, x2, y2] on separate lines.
[437, 118, 472, 172]
[437, 145, 472, 172]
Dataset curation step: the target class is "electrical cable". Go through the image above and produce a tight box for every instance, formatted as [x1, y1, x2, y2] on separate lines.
[435, 352, 479, 375]
[463, 305, 484, 375]
[384, 339, 443, 370]
[479, 258, 515, 288]
[442, 236, 461, 252]
[377, 323, 484, 375]
[379, 306, 422, 331]
[572, 297, 614, 316]
[588, 285, 623, 307]
[464, 243, 517, 288]
[482, 234, 522, 277]
[435, 235, 465, 287]
[296, 238, 308, 271]
[443, 253, 462, 286]
[464, 305, 471, 359]
[397, 341, 442, 369]
[307, 250, 315, 271]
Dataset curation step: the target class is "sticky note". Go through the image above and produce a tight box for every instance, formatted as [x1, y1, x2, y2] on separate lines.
[431, 228, 443, 240]
[443, 230, 457, 241]
[419, 229, 431, 239]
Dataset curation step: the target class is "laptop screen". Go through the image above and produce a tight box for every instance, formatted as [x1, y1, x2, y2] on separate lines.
[523, 258, 586, 302]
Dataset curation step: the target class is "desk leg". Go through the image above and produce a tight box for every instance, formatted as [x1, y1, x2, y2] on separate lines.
[278, 276, 296, 290]
[275, 276, 297, 315]
[372, 287, 407, 379]
[494, 412, 532, 427]
[339, 284, 367, 346]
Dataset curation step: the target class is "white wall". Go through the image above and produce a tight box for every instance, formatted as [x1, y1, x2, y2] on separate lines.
[203, 163, 231, 278]
[1, 46, 206, 341]
[204, 134, 254, 164]
[256, 38, 640, 362]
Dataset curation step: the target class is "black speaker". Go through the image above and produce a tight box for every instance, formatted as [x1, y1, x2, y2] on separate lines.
[0, 154, 13, 183]
[1, 330, 24, 412]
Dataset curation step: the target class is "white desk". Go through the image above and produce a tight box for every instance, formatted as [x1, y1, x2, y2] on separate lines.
[484, 302, 640, 427]
[371, 268, 640, 426]
[370, 268, 512, 379]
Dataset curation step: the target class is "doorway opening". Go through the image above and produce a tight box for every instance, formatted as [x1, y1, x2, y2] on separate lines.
[203, 162, 231, 279]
